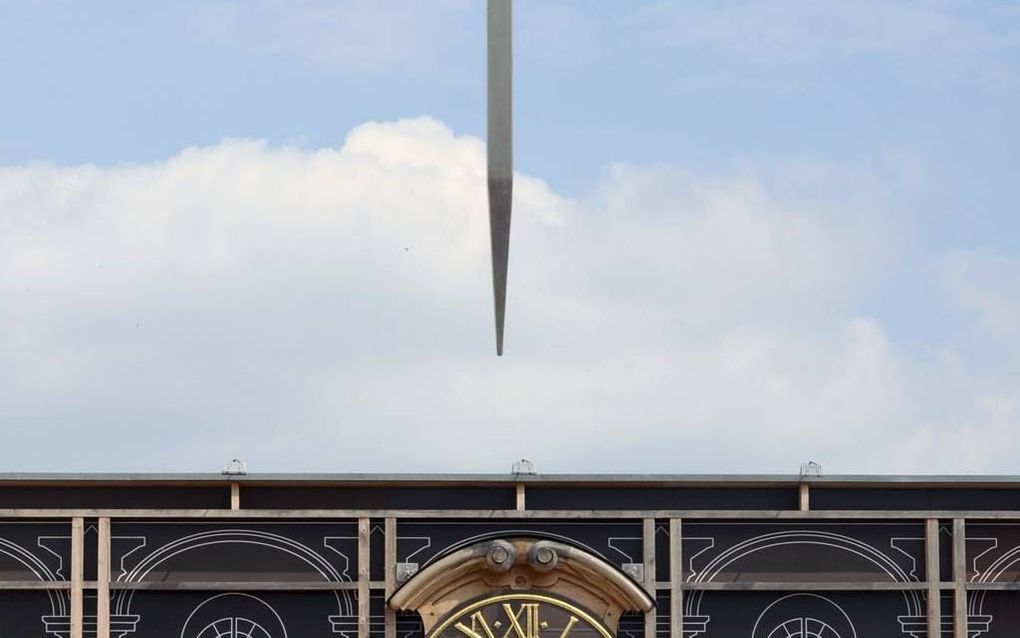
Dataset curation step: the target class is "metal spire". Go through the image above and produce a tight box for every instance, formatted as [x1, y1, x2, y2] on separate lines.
[488, 0, 512, 356]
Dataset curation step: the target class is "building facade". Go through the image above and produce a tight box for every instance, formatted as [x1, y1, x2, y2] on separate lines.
[2, 473, 1020, 638]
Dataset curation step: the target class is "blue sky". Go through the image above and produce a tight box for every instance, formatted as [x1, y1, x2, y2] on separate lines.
[1, 1, 1019, 473]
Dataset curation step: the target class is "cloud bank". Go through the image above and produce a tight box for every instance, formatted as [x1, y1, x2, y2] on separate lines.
[1, 117, 1016, 473]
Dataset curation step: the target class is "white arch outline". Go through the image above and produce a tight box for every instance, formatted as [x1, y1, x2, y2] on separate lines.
[180, 593, 287, 638]
[750, 594, 857, 638]
[683, 530, 923, 637]
[0, 537, 66, 617]
[114, 529, 355, 634]
[692, 531, 913, 584]
[122, 530, 344, 583]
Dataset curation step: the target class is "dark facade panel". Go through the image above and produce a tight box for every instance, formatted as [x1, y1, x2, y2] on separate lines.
[681, 522, 926, 583]
[0, 592, 60, 637]
[9, 588, 1019, 638]
[963, 523, 1020, 583]
[972, 592, 1020, 638]
[0, 486, 230, 509]
[811, 488, 1020, 511]
[241, 486, 515, 510]
[939, 519, 954, 582]
[0, 521, 70, 581]
[115, 591, 358, 638]
[111, 522, 359, 583]
[679, 591, 928, 638]
[525, 487, 798, 510]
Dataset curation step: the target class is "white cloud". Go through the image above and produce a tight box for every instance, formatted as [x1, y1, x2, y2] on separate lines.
[0, 116, 1017, 473]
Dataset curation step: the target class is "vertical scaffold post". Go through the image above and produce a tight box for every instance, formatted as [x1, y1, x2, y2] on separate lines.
[385, 517, 397, 638]
[926, 519, 942, 638]
[644, 518, 657, 638]
[669, 519, 683, 638]
[71, 517, 84, 638]
[98, 517, 112, 638]
[359, 518, 371, 638]
[952, 519, 967, 638]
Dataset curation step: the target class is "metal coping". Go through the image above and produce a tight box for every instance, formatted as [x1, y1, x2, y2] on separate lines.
[2, 473, 1020, 487]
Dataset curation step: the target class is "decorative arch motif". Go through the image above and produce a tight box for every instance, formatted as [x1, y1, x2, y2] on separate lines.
[0, 537, 67, 637]
[121, 530, 347, 583]
[691, 531, 914, 584]
[751, 594, 857, 638]
[181, 594, 287, 638]
[683, 531, 924, 638]
[963, 536, 1006, 638]
[114, 529, 356, 638]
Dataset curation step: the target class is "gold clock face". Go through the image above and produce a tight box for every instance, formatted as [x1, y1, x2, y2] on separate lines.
[429, 594, 614, 638]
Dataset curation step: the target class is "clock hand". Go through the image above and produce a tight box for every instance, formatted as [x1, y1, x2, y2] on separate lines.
[488, 0, 512, 356]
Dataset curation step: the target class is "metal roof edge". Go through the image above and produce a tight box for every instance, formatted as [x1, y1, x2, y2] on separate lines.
[2, 473, 1020, 486]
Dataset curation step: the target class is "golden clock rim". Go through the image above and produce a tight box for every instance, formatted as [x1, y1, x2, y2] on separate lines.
[427, 593, 614, 638]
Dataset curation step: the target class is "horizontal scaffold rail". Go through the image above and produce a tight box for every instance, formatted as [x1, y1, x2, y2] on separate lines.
[4, 508, 1020, 519]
